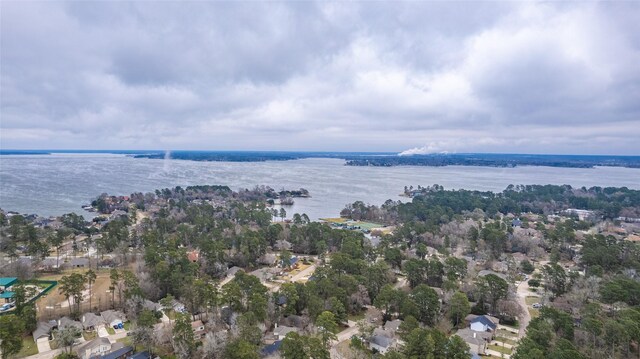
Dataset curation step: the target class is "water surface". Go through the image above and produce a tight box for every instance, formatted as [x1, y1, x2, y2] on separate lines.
[1, 154, 638, 219]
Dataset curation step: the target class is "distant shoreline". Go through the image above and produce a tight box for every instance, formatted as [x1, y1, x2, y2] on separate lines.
[1, 150, 639, 169]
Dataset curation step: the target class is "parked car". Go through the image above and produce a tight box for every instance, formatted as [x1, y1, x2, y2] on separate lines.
[532, 303, 542, 309]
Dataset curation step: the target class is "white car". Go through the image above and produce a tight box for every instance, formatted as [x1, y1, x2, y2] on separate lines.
[532, 303, 542, 309]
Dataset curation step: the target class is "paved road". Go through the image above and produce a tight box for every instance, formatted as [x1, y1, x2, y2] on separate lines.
[515, 280, 532, 338]
[515, 261, 547, 338]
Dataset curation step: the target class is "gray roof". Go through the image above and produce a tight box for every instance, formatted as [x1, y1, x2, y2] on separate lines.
[82, 312, 105, 329]
[273, 325, 297, 337]
[370, 335, 393, 348]
[384, 319, 403, 332]
[470, 315, 498, 331]
[76, 337, 111, 353]
[455, 328, 492, 343]
[477, 270, 507, 280]
[69, 258, 89, 266]
[101, 310, 125, 324]
[40, 258, 59, 267]
[33, 321, 55, 340]
[58, 317, 82, 330]
[142, 299, 162, 312]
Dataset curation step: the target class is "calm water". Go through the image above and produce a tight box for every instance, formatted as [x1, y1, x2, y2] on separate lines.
[1, 154, 639, 219]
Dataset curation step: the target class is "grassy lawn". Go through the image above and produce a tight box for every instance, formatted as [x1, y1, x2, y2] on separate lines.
[495, 336, 518, 345]
[529, 308, 540, 318]
[117, 337, 132, 346]
[107, 327, 115, 335]
[488, 344, 513, 355]
[526, 296, 541, 318]
[496, 328, 518, 338]
[525, 296, 539, 305]
[348, 312, 365, 321]
[16, 336, 38, 358]
[83, 331, 97, 341]
[124, 321, 131, 330]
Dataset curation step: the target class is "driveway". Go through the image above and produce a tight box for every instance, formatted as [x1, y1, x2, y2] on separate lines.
[35, 337, 50, 353]
[335, 320, 358, 343]
[290, 264, 317, 283]
[97, 325, 109, 338]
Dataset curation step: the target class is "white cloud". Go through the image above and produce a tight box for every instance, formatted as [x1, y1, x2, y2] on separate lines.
[1, 1, 639, 154]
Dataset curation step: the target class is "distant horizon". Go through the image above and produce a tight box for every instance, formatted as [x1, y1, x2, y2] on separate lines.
[1, 149, 639, 157]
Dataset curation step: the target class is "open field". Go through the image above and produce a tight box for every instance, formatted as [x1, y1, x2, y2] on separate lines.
[36, 269, 119, 319]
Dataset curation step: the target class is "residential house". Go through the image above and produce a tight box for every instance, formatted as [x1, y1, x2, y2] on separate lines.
[74, 337, 111, 359]
[272, 325, 298, 341]
[226, 266, 243, 278]
[141, 299, 162, 313]
[128, 351, 151, 359]
[33, 320, 56, 342]
[455, 328, 491, 355]
[100, 345, 134, 359]
[369, 335, 395, 354]
[82, 312, 105, 331]
[191, 320, 206, 339]
[187, 250, 200, 263]
[68, 258, 89, 269]
[58, 317, 83, 331]
[467, 314, 499, 333]
[281, 256, 298, 268]
[39, 258, 60, 271]
[383, 319, 403, 334]
[477, 270, 508, 280]
[101, 310, 126, 329]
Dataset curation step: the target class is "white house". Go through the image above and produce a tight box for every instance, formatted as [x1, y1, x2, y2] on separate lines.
[469, 315, 498, 333]
[272, 325, 298, 340]
[75, 337, 111, 359]
[101, 310, 125, 328]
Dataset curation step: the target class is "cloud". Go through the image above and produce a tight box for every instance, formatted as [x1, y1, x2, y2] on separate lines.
[399, 143, 452, 156]
[1, 1, 639, 154]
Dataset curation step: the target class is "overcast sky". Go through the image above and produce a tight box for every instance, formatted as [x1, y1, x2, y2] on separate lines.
[1, 1, 639, 155]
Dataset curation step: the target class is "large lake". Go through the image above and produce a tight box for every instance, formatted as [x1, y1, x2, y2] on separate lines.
[1, 154, 639, 219]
